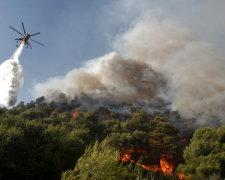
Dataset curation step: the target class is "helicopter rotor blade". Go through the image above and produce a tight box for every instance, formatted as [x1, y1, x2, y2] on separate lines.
[30, 32, 40, 37]
[9, 26, 24, 36]
[21, 22, 26, 35]
[27, 41, 32, 49]
[30, 39, 44, 46]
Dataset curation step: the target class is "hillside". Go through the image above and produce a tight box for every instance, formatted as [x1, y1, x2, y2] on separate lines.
[0, 97, 224, 179]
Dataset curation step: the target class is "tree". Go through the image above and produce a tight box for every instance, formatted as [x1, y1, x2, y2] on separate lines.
[178, 127, 225, 179]
[70, 111, 105, 143]
[148, 114, 182, 161]
[0, 102, 85, 180]
[108, 113, 183, 171]
[61, 138, 135, 180]
[0, 124, 24, 179]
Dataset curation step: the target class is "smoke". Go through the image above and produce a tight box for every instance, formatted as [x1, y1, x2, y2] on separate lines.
[0, 43, 24, 107]
[33, 16, 225, 127]
[34, 52, 166, 104]
[113, 19, 225, 126]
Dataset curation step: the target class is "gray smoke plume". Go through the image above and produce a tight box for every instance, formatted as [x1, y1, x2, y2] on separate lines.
[34, 52, 166, 104]
[34, 17, 225, 127]
[0, 43, 24, 107]
[113, 19, 225, 127]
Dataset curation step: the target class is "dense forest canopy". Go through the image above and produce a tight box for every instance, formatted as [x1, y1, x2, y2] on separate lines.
[0, 97, 224, 180]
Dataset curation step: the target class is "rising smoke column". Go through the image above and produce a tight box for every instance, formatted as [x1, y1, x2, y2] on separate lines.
[113, 19, 225, 126]
[34, 52, 166, 104]
[0, 43, 24, 107]
[33, 18, 225, 127]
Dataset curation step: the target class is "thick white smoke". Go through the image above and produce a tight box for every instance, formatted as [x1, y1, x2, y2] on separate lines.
[34, 18, 225, 127]
[113, 19, 225, 126]
[34, 52, 165, 104]
[0, 43, 24, 107]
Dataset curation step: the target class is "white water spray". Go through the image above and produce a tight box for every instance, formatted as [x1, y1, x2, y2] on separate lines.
[0, 43, 24, 107]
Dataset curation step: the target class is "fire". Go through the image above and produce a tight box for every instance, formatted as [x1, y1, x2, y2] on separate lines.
[120, 150, 177, 175]
[121, 153, 135, 163]
[73, 111, 78, 117]
[142, 164, 161, 172]
[119, 132, 186, 178]
[178, 173, 185, 180]
[160, 154, 174, 175]
[119, 148, 139, 163]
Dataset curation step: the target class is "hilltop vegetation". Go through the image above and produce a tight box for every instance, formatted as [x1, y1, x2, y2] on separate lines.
[0, 98, 224, 180]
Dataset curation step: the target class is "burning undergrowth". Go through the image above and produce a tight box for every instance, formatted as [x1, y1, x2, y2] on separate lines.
[114, 113, 187, 178]
[49, 93, 187, 132]
[118, 134, 186, 177]
[50, 98, 190, 178]
[46, 95, 190, 178]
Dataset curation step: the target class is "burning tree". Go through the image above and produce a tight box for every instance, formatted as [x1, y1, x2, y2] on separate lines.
[62, 138, 135, 180]
[107, 113, 185, 176]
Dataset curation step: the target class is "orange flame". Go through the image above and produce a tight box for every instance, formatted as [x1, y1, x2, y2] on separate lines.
[149, 138, 154, 142]
[160, 154, 174, 175]
[119, 136, 185, 178]
[142, 164, 161, 172]
[178, 173, 185, 180]
[119, 142, 182, 177]
[73, 111, 78, 117]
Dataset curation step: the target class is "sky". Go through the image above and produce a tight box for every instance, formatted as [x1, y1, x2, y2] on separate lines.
[0, 0, 225, 105]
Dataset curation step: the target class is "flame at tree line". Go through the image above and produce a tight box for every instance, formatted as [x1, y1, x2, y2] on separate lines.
[119, 143, 185, 179]
[1, 95, 225, 179]
[71, 110, 186, 179]
[73, 111, 78, 117]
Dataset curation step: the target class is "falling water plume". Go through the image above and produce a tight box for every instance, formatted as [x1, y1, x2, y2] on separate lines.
[0, 43, 24, 107]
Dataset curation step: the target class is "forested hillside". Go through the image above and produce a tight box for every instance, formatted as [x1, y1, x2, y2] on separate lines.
[0, 98, 224, 180]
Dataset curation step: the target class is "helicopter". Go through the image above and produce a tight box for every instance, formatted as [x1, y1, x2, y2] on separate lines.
[9, 22, 44, 48]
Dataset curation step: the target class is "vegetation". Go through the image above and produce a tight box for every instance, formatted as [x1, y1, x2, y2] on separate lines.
[0, 97, 224, 179]
[177, 127, 225, 179]
[62, 138, 135, 180]
[0, 101, 85, 180]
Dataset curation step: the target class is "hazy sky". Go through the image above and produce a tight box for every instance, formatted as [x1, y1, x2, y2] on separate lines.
[0, 0, 224, 105]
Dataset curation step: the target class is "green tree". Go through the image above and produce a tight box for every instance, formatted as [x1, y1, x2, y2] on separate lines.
[62, 138, 135, 180]
[70, 111, 105, 143]
[0, 124, 24, 179]
[108, 113, 183, 169]
[178, 127, 225, 179]
[148, 114, 182, 162]
[0, 101, 85, 180]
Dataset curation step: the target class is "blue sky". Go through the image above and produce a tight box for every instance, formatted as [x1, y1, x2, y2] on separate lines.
[0, 0, 113, 104]
[0, 0, 224, 105]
